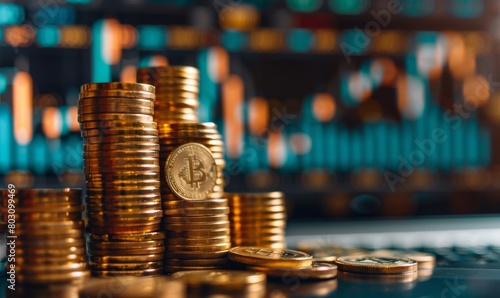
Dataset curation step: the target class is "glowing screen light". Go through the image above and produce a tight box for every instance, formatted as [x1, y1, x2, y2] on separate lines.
[328, 0, 369, 14]
[138, 25, 166, 50]
[36, 25, 61, 47]
[286, 0, 322, 12]
[0, 3, 24, 25]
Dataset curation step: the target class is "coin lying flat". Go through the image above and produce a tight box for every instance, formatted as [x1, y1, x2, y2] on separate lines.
[164, 143, 217, 200]
[368, 250, 436, 269]
[249, 262, 338, 280]
[171, 270, 266, 287]
[334, 255, 418, 274]
[228, 246, 313, 268]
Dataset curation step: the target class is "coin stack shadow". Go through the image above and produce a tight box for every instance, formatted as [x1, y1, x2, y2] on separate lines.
[137, 66, 231, 273]
[78, 82, 165, 276]
[0, 189, 89, 284]
[227, 192, 287, 249]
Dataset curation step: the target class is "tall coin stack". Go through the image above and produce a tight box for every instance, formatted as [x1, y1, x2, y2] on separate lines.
[0, 189, 89, 284]
[137, 67, 231, 273]
[227, 192, 287, 249]
[78, 82, 165, 276]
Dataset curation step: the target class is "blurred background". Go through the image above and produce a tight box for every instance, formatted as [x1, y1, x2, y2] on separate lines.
[1, 0, 499, 221]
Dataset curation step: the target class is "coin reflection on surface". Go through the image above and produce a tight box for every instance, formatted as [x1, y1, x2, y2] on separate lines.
[338, 271, 418, 292]
[14, 284, 80, 298]
[266, 279, 338, 297]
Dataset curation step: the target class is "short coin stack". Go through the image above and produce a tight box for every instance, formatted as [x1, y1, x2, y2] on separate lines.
[137, 66, 199, 123]
[0, 188, 89, 284]
[78, 82, 164, 276]
[161, 143, 231, 273]
[227, 192, 287, 249]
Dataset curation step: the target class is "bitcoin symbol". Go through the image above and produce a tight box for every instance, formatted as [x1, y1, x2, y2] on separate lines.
[179, 154, 207, 189]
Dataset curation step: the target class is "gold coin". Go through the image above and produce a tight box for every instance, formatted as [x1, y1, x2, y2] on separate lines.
[84, 152, 159, 161]
[164, 258, 229, 266]
[86, 193, 161, 201]
[16, 238, 85, 248]
[80, 120, 157, 130]
[84, 165, 159, 174]
[78, 113, 153, 122]
[163, 221, 229, 231]
[229, 198, 284, 206]
[86, 203, 162, 212]
[162, 206, 229, 216]
[87, 246, 165, 256]
[337, 271, 419, 284]
[16, 254, 85, 264]
[231, 213, 287, 220]
[7, 211, 82, 221]
[166, 228, 230, 238]
[88, 239, 163, 250]
[249, 262, 338, 280]
[18, 262, 87, 273]
[78, 105, 154, 115]
[171, 270, 266, 287]
[83, 135, 159, 144]
[91, 268, 163, 277]
[89, 231, 164, 242]
[164, 265, 223, 273]
[165, 250, 228, 259]
[14, 220, 83, 229]
[17, 270, 90, 284]
[313, 256, 338, 263]
[226, 192, 284, 199]
[85, 185, 160, 194]
[84, 143, 159, 151]
[86, 172, 159, 181]
[88, 261, 163, 271]
[163, 215, 229, 224]
[165, 242, 230, 252]
[79, 90, 155, 100]
[13, 228, 83, 238]
[82, 128, 158, 137]
[88, 217, 161, 225]
[81, 82, 155, 93]
[237, 242, 286, 249]
[16, 246, 85, 256]
[78, 97, 155, 107]
[11, 188, 82, 197]
[137, 66, 199, 76]
[89, 254, 164, 263]
[228, 247, 313, 268]
[87, 223, 161, 234]
[85, 180, 160, 188]
[162, 198, 227, 209]
[156, 98, 198, 107]
[166, 236, 230, 246]
[334, 255, 418, 274]
[87, 208, 162, 217]
[164, 143, 217, 201]
[231, 227, 284, 235]
[158, 122, 216, 131]
[369, 250, 436, 269]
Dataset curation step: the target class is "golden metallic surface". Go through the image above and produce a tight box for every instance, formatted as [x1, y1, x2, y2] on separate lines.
[228, 247, 313, 268]
[368, 250, 436, 269]
[81, 82, 155, 93]
[334, 255, 418, 274]
[249, 262, 338, 280]
[164, 143, 218, 200]
[171, 270, 266, 286]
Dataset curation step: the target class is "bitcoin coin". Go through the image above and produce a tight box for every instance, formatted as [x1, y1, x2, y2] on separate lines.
[164, 143, 217, 200]
[334, 255, 418, 274]
[229, 247, 312, 268]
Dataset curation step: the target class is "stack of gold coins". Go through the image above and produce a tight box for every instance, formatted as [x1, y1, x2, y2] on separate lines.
[158, 123, 225, 199]
[161, 143, 231, 273]
[136, 66, 199, 123]
[78, 82, 164, 276]
[137, 66, 230, 273]
[226, 192, 286, 249]
[0, 188, 89, 284]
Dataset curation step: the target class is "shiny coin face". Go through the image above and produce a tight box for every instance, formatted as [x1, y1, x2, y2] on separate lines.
[334, 255, 418, 274]
[165, 143, 217, 200]
[228, 246, 313, 268]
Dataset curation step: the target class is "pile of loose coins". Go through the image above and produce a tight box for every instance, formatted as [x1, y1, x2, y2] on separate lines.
[0, 188, 89, 284]
[227, 192, 287, 249]
[78, 82, 165, 276]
